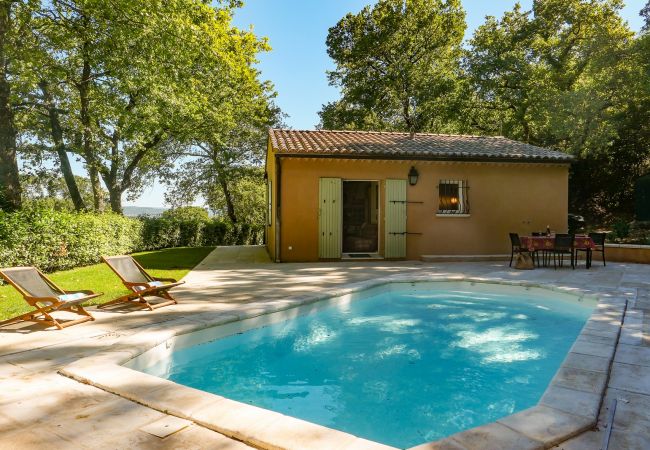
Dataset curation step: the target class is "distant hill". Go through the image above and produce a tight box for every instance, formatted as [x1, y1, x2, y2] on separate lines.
[123, 206, 168, 217]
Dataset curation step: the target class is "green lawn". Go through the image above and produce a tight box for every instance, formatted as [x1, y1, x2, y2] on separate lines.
[0, 246, 215, 321]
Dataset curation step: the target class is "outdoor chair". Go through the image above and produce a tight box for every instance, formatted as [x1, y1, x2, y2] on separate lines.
[0, 267, 99, 329]
[509, 233, 535, 267]
[588, 232, 607, 267]
[99, 255, 184, 311]
[552, 233, 575, 269]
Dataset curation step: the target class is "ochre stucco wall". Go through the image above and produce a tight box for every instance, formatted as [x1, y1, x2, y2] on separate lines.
[268, 156, 569, 262]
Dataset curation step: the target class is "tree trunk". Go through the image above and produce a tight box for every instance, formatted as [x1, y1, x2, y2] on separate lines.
[107, 186, 122, 214]
[99, 129, 160, 215]
[519, 103, 531, 143]
[99, 167, 123, 214]
[39, 82, 86, 211]
[87, 166, 103, 210]
[78, 47, 103, 210]
[219, 177, 237, 223]
[99, 166, 123, 214]
[101, 135, 123, 214]
[0, 0, 21, 210]
[402, 97, 416, 138]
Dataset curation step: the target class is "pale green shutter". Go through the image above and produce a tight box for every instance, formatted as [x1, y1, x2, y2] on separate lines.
[319, 178, 342, 258]
[385, 179, 407, 258]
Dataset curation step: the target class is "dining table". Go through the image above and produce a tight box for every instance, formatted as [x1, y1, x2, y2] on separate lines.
[520, 235, 596, 268]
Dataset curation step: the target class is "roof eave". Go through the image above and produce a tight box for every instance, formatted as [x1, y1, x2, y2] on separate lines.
[274, 152, 573, 164]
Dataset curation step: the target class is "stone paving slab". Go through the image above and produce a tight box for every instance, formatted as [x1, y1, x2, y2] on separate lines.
[600, 388, 650, 435]
[540, 385, 601, 418]
[447, 421, 543, 450]
[609, 362, 650, 395]
[2, 246, 650, 449]
[614, 343, 650, 367]
[496, 405, 593, 447]
[561, 352, 611, 373]
[552, 430, 602, 450]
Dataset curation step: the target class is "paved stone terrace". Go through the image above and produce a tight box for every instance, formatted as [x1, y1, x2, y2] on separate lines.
[0, 245, 649, 449]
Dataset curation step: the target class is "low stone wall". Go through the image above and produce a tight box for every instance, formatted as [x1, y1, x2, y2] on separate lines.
[420, 254, 509, 262]
[604, 244, 650, 264]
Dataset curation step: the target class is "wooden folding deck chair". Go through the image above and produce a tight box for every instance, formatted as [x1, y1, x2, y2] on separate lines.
[99, 255, 184, 311]
[0, 267, 99, 330]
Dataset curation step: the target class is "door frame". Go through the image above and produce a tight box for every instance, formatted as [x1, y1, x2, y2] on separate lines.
[341, 179, 381, 257]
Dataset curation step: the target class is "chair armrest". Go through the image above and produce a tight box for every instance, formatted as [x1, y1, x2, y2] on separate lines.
[153, 277, 177, 283]
[64, 290, 96, 295]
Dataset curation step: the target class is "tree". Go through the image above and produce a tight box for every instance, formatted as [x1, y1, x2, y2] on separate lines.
[321, 0, 466, 135]
[0, 0, 36, 210]
[20, 170, 105, 209]
[463, 0, 641, 218]
[37, 81, 87, 210]
[209, 169, 266, 224]
[18, 75, 89, 211]
[464, 0, 632, 145]
[35, 0, 168, 212]
[462, 5, 535, 139]
[28, 0, 269, 214]
[642, 0, 649, 31]
[165, 89, 281, 223]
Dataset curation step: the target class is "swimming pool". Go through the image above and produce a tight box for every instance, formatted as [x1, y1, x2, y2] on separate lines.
[139, 282, 595, 448]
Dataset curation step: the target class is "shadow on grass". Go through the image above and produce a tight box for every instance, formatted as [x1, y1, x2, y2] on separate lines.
[133, 247, 215, 271]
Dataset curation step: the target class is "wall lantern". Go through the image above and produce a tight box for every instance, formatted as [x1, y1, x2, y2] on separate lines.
[408, 166, 419, 186]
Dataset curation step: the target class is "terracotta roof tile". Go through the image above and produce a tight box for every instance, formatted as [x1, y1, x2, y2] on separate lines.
[269, 129, 573, 162]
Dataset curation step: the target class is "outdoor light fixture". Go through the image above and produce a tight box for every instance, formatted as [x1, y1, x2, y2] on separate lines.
[408, 166, 419, 186]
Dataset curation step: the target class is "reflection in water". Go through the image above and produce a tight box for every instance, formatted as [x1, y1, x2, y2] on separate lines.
[454, 325, 543, 363]
[293, 322, 337, 352]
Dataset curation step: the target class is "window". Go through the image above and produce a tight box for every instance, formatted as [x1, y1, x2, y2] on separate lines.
[437, 180, 469, 214]
[267, 180, 272, 225]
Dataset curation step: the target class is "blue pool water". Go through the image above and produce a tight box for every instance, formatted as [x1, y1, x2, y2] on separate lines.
[143, 284, 594, 448]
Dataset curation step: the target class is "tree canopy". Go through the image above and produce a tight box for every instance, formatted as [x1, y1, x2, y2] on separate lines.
[321, 0, 466, 135]
[2, 0, 278, 217]
[4, 0, 650, 224]
[321, 0, 650, 220]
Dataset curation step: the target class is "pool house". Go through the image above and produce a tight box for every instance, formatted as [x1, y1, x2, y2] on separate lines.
[265, 129, 573, 262]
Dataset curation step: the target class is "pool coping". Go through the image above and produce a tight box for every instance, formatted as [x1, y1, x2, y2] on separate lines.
[58, 274, 626, 450]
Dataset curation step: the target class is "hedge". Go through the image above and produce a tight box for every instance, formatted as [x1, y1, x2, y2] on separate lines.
[139, 216, 264, 250]
[0, 207, 264, 272]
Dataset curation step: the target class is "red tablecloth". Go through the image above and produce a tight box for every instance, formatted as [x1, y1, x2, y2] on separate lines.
[520, 235, 596, 252]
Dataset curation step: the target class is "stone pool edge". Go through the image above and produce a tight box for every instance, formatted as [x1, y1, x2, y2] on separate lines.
[58, 274, 625, 450]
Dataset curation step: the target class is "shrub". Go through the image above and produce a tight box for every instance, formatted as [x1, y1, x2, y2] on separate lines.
[610, 218, 631, 241]
[0, 207, 264, 272]
[0, 206, 142, 271]
[162, 206, 209, 221]
[139, 214, 264, 250]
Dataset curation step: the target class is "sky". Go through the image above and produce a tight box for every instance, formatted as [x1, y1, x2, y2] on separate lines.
[76, 1, 649, 207]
